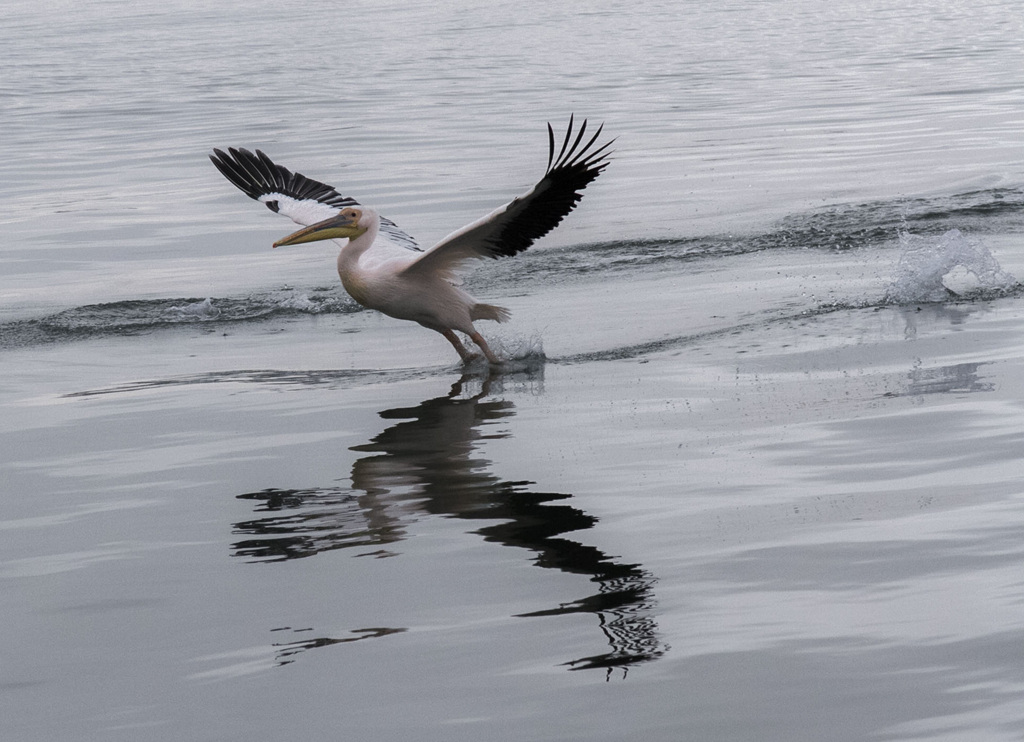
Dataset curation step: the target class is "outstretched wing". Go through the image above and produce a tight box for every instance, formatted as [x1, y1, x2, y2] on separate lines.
[400, 116, 613, 281]
[209, 147, 421, 251]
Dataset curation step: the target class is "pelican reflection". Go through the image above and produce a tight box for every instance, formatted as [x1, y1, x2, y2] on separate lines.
[233, 370, 666, 673]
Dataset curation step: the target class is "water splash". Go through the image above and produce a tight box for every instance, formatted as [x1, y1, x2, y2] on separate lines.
[451, 332, 546, 376]
[885, 229, 1016, 304]
[490, 332, 546, 363]
[167, 297, 221, 320]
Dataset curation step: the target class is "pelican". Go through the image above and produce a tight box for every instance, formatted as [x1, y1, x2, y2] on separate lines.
[210, 117, 612, 364]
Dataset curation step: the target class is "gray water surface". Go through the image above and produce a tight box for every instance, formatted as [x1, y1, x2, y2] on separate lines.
[3, 1, 1024, 740]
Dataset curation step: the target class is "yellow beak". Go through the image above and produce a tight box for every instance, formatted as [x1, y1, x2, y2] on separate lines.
[273, 213, 367, 247]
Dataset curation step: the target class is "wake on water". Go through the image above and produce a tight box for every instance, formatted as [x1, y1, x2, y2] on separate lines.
[3, 187, 1021, 352]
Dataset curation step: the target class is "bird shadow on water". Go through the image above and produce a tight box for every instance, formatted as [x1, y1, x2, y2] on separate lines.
[233, 364, 667, 677]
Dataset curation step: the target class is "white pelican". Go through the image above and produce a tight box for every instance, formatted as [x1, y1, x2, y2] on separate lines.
[210, 117, 612, 364]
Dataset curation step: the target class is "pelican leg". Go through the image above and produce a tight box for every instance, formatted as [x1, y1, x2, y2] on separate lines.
[441, 329, 477, 362]
[469, 330, 501, 365]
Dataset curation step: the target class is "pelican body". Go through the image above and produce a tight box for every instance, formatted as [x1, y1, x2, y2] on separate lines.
[210, 117, 612, 364]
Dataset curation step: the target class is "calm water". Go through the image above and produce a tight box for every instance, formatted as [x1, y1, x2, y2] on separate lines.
[3, 1, 1024, 740]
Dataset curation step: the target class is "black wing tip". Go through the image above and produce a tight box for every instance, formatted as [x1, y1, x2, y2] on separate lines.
[209, 146, 285, 201]
[480, 116, 616, 260]
[210, 146, 345, 211]
[544, 115, 615, 178]
[210, 145, 421, 251]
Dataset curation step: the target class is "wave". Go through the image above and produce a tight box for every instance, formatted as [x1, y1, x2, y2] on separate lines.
[576, 186, 1024, 263]
[0, 288, 360, 350]
[3, 188, 1021, 351]
[469, 186, 1024, 292]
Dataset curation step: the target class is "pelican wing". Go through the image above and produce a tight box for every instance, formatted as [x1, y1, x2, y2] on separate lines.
[401, 117, 613, 281]
[209, 147, 420, 251]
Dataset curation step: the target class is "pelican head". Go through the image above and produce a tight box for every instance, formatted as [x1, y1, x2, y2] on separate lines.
[273, 207, 369, 247]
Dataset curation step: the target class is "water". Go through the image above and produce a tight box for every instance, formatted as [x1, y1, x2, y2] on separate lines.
[3, 1, 1024, 740]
